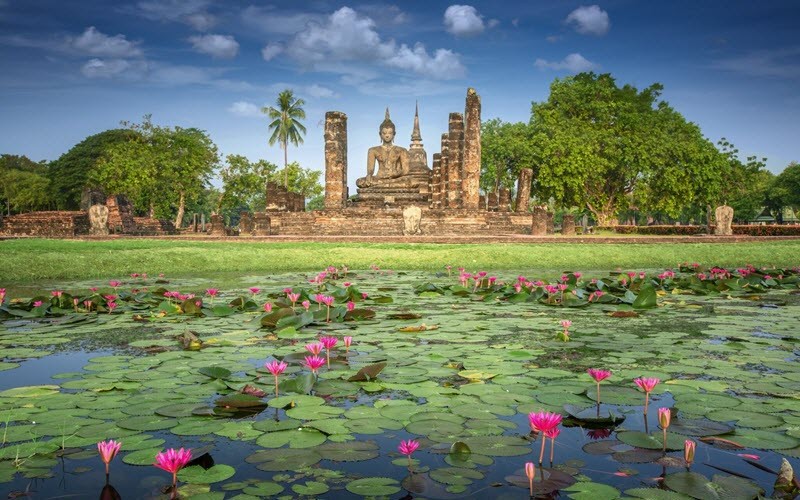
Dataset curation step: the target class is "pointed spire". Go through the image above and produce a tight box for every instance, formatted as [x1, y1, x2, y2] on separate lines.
[411, 101, 422, 142]
[385, 107, 390, 121]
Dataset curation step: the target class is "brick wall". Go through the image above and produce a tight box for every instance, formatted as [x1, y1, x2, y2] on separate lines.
[0, 211, 90, 237]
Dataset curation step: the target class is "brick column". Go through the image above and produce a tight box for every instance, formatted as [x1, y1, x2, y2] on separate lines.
[498, 187, 511, 212]
[431, 153, 442, 208]
[562, 214, 576, 235]
[515, 168, 533, 212]
[324, 111, 348, 209]
[440, 133, 450, 209]
[447, 113, 464, 209]
[531, 206, 548, 235]
[462, 88, 481, 210]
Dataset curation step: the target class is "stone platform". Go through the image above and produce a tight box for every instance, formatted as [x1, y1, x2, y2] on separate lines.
[266, 209, 533, 236]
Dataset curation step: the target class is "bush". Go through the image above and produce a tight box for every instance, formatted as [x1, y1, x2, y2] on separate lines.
[601, 224, 800, 236]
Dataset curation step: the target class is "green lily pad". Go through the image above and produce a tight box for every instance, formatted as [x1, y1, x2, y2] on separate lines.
[317, 440, 380, 461]
[429, 467, 484, 485]
[178, 464, 236, 484]
[564, 481, 621, 499]
[616, 431, 686, 451]
[246, 448, 321, 471]
[705, 410, 785, 428]
[731, 429, 800, 450]
[664, 472, 763, 500]
[667, 418, 734, 437]
[255, 428, 327, 448]
[345, 477, 401, 496]
[292, 481, 329, 495]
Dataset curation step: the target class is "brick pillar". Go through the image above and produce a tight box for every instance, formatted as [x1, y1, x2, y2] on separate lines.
[546, 211, 554, 235]
[515, 168, 533, 213]
[462, 88, 481, 210]
[562, 214, 576, 235]
[447, 113, 464, 209]
[431, 153, 442, 208]
[324, 111, 348, 209]
[210, 214, 226, 236]
[253, 213, 271, 236]
[440, 133, 450, 209]
[498, 187, 511, 212]
[531, 206, 548, 235]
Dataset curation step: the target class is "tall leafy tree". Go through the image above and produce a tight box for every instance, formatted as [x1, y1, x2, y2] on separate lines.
[262, 89, 307, 187]
[268, 162, 323, 198]
[47, 129, 139, 209]
[768, 162, 800, 220]
[218, 154, 277, 212]
[0, 155, 51, 214]
[480, 119, 536, 198]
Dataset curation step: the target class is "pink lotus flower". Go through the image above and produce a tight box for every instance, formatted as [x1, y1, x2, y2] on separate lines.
[109, 280, 121, 289]
[303, 355, 325, 374]
[525, 462, 535, 496]
[154, 447, 192, 487]
[658, 407, 671, 451]
[634, 377, 660, 414]
[33, 300, 43, 307]
[263, 302, 273, 313]
[83, 300, 92, 312]
[684, 440, 696, 467]
[73, 297, 79, 312]
[51, 290, 63, 297]
[90, 287, 98, 292]
[321, 295, 334, 322]
[107, 301, 117, 313]
[588, 368, 612, 405]
[305, 342, 324, 356]
[344, 336, 353, 352]
[528, 411, 563, 464]
[97, 439, 121, 475]
[398, 439, 420, 467]
[544, 427, 561, 463]
[361, 292, 369, 300]
[346, 301, 355, 312]
[265, 360, 288, 397]
[301, 300, 311, 311]
[249, 287, 260, 296]
[287, 293, 300, 307]
[343, 282, 351, 287]
[206, 288, 219, 305]
[131, 273, 139, 278]
[320, 336, 338, 367]
[559, 320, 572, 341]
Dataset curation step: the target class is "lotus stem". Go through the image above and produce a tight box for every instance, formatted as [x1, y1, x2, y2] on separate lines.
[538, 435, 546, 465]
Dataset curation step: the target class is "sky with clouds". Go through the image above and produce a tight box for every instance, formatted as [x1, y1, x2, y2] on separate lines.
[1, 0, 798, 192]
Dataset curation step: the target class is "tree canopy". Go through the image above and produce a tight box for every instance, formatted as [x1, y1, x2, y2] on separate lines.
[0, 155, 51, 214]
[263, 89, 307, 186]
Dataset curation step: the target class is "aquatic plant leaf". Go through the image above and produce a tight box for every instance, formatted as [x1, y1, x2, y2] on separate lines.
[429, 467, 483, 485]
[215, 394, 265, 408]
[624, 488, 694, 499]
[178, 464, 235, 484]
[292, 481, 329, 495]
[255, 428, 326, 448]
[664, 472, 764, 500]
[668, 418, 734, 437]
[563, 481, 620, 499]
[198, 366, 232, 379]
[347, 362, 386, 382]
[345, 477, 401, 496]
[317, 440, 379, 461]
[616, 431, 685, 451]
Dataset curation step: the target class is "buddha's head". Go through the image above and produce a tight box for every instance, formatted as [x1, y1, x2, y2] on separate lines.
[379, 108, 396, 143]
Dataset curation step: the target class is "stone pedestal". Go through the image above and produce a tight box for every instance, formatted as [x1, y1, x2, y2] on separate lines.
[210, 214, 226, 236]
[447, 113, 464, 209]
[88, 204, 109, 236]
[498, 188, 511, 212]
[239, 212, 253, 236]
[253, 213, 271, 236]
[515, 168, 533, 212]
[546, 211, 554, 235]
[324, 111, 348, 209]
[462, 88, 481, 210]
[532, 206, 548, 235]
[714, 205, 734, 235]
[402, 205, 422, 235]
[562, 214, 576, 235]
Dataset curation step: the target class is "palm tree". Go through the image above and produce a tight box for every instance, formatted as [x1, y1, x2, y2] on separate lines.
[262, 90, 307, 187]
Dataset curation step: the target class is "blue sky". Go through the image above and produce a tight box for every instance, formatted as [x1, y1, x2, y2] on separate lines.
[1, 0, 798, 193]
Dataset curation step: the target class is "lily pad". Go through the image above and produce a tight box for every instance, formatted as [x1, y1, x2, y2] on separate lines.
[346, 477, 401, 496]
[178, 464, 236, 484]
[664, 472, 764, 500]
[246, 448, 321, 471]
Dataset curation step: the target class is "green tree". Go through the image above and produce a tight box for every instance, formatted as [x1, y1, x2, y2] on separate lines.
[0, 155, 51, 214]
[262, 89, 307, 187]
[768, 162, 800, 219]
[713, 139, 773, 222]
[218, 154, 277, 212]
[47, 129, 139, 209]
[480, 119, 536, 200]
[269, 162, 323, 198]
[530, 73, 727, 225]
[90, 116, 219, 226]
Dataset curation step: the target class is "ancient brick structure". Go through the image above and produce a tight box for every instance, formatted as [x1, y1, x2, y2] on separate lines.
[133, 217, 176, 235]
[239, 212, 253, 236]
[531, 206, 548, 236]
[546, 211, 555, 235]
[0, 211, 90, 237]
[487, 192, 499, 211]
[209, 214, 226, 236]
[562, 214, 576, 235]
[431, 153, 443, 209]
[80, 188, 106, 211]
[439, 133, 450, 207]
[515, 168, 533, 213]
[266, 182, 304, 212]
[446, 113, 464, 209]
[462, 88, 481, 210]
[106, 195, 137, 234]
[498, 188, 511, 212]
[324, 111, 348, 209]
[252, 213, 271, 236]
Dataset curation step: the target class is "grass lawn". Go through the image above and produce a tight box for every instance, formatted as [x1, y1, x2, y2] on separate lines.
[1, 238, 798, 283]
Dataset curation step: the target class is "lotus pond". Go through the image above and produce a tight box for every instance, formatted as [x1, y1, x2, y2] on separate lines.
[1, 265, 799, 499]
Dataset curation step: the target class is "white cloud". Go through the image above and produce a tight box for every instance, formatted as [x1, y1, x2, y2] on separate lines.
[487, 19, 500, 29]
[534, 53, 598, 73]
[546, 35, 562, 43]
[81, 58, 148, 79]
[261, 42, 284, 61]
[283, 7, 465, 80]
[711, 48, 800, 79]
[70, 27, 142, 58]
[189, 34, 239, 59]
[241, 6, 323, 35]
[136, 0, 215, 30]
[565, 5, 610, 36]
[443, 5, 485, 37]
[228, 101, 262, 117]
[305, 84, 336, 98]
[359, 4, 408, 25]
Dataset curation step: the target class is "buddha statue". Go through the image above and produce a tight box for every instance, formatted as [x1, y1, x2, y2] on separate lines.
[353, 107, 431, 207]
[356, 109, 411, 189]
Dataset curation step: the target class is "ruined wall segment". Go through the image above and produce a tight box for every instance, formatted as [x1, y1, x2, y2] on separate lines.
[446, 113, 464, 209]
[324, 111, 348, 209]
[462, 88, 481, 210]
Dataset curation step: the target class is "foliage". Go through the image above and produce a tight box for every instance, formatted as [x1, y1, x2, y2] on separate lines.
[90, 116, 219, 226]
[767, 162, 800, 219]
[306, 194, 325, 211]
[268, 162, 323, 197]
[47, 129, 139, 209]
[530, 73, 726, 225]
[602, 225, 800, 236]
[0, 154, 51, 214]
[714, 139, 772, 222]
[263, 89, 307, 186]
[480, 119, 536, 195]
[218, 154, 277, 212]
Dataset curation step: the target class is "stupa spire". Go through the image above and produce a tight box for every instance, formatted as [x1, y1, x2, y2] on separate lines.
[411, 101, 422, 143]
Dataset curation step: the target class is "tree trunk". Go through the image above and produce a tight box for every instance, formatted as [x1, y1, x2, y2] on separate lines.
[283, 142, 288, 187]
[149, 202, 155, 218]
[174, 191, 186, 228]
